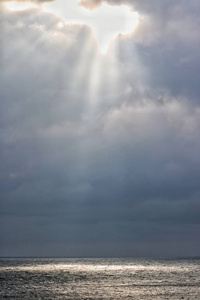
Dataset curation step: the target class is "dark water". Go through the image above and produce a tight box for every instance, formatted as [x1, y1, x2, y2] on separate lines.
[0, 258, 199, 299]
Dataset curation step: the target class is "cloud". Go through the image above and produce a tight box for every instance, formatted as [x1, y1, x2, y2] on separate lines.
[0, 0, 53, 2]
[0, 1, 200, 257]
[78, 0, 102, 10]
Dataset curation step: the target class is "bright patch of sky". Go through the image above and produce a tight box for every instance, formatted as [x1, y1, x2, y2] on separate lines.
[6, 0, 139, 53]
[43, 1, 139, 53]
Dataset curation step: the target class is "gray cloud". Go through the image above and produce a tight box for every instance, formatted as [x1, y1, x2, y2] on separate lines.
[0, 1, 200, 257]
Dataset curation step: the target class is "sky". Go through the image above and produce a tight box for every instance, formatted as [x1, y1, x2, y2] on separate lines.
[0, 0, 200, 258]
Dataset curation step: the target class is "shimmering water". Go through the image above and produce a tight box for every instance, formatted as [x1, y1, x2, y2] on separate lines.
[0, 258, 199, 299]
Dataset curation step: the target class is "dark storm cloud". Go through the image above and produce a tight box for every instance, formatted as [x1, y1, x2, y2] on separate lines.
[0, 1, 200, 257]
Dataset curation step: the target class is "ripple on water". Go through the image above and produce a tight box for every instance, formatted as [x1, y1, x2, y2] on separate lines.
[0, 258, 200, 299]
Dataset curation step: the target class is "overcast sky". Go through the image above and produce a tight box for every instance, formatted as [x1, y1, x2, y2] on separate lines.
[0, 0, 200, 258]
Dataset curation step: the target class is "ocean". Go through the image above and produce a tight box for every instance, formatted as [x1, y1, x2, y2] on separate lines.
[0, 258, 199, 299]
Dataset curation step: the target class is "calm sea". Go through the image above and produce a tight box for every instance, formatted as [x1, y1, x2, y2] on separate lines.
[0, 258, 199, 299]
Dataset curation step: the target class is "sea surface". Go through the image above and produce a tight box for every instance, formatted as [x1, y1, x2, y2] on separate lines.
[0, 258, 199, 299]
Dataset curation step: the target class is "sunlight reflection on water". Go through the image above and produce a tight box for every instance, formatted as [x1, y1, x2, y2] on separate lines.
[0, 258, 200, 299]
